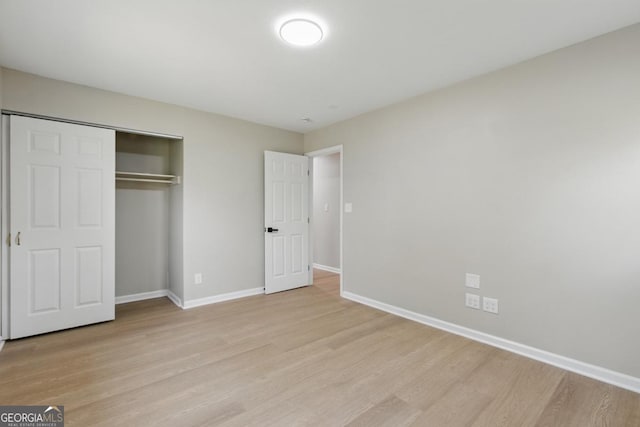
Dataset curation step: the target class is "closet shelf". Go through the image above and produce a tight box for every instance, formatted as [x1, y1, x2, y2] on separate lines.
[115, 171, 181, 185]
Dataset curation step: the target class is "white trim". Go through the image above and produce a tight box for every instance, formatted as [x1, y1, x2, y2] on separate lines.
[307, 159, 315, 287]
[313, 263, 341, 274]
[305, 146, 343, 157]
[0, 338, 4, 353]
[1, 115, 9, 339]
[115, 290, 168, 304]
[167, 290, 183, 308]
[2, 110, 183, 140]
[182, 287, 264, 310]
[343, 291, 640, 394]
[305, 144, 344, 297]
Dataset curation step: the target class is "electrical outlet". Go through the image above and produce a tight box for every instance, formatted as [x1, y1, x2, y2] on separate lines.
[465, 273, 480, 289]
[483, 297, 499, 314]
[194, 273, 203, 285]
[465, 293, 481, 310]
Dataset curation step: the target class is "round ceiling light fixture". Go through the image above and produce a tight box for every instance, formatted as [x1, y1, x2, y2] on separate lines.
[279, 18, 324, 47]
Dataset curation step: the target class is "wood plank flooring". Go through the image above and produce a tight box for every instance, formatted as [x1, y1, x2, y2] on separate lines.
[1, 270, 638, 426]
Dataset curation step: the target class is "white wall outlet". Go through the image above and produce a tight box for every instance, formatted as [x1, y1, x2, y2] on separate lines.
[344, 202, 353, 213]
[483, 297, 499, 314]
[194, 273, 203, 285]
[465, 273, 480, 289]
[465, 293, 481, 310]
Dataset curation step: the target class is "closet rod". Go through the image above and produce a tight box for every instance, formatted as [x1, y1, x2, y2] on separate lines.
[116, 177, 176, 184]
[116, 171, 176, 179]
[2, 110, 183, 141]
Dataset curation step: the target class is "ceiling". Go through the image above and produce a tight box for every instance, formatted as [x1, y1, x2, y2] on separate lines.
[1, 1, 639, 133]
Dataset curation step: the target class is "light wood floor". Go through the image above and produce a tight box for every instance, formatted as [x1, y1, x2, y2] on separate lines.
[1, 270, 638, 426]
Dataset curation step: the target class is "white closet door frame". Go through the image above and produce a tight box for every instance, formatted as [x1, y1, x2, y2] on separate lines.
[1, 115, 9, 339]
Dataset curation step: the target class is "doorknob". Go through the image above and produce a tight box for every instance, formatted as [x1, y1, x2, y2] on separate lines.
[266, 227, 279, 233]
[15, 232, 21, 246]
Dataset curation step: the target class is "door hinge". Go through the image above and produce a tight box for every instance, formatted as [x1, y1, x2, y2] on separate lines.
[307, 169, 310, 176]
[307, 217, 310, 223]
[308, 265, 310, 271]
[6, 233, 11, 247]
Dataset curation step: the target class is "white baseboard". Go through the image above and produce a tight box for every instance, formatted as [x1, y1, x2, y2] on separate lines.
[342, 291, 640, 394]
[313, 263, 341, 274]
[182, 287, 264, 310]
[0, 337, 4, 353]
[115, 289, 168, 304]
[167, 290, 183, 308]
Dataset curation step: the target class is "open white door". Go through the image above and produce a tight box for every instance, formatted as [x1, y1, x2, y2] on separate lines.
[264, 151, 309, 294]
[9, 116, 115, 338]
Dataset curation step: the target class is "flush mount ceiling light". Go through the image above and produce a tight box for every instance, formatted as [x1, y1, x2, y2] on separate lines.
[279, 18, 324, 46]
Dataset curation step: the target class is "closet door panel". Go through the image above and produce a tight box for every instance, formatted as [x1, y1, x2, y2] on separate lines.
[77, 168, 103, 227]
[29, 165, 61, 229]
[29, 248, 61, 313]
[75, 246, 103, 307]
[9, 115, 115, 339]
[29, 129, 61, 154]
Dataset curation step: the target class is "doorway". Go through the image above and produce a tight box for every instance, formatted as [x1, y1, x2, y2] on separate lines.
[306, 145, 343, 296]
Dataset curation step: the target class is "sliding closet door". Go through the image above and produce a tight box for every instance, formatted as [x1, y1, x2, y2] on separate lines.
[9, 116, 115, 338]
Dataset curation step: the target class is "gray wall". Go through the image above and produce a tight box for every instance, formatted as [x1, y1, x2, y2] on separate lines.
[305, 24, 640, 378]
[313, 153, 340, 270]
[0, 68, 304, 305]
[116, 184, 169, 296]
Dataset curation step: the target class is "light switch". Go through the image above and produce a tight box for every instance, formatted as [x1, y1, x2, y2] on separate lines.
[324, 203, 329, 212]
[344, 203, 353, 213]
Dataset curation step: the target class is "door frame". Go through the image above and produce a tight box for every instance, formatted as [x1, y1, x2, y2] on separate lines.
[1, 115, 9, 340]
[305, 145, 343, 296]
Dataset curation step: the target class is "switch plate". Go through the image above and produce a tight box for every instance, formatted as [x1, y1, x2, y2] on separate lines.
[465, 293, 481, 310]
[483, 297, 499, 314]
[344, 203, 353, 213]
[465, 273, 480, 289]
[324, 203, 329, 212]
[194, 273, 203, 285]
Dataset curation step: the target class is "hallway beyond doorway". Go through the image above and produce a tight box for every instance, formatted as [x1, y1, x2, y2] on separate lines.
[313, 268, 339, 298]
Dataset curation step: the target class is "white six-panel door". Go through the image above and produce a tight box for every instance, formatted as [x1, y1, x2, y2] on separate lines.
[264, 151, 309, 294]
[9, 116, 115, 338]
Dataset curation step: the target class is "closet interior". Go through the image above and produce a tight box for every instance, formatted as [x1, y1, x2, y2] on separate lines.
[115, 131, 183, 303]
